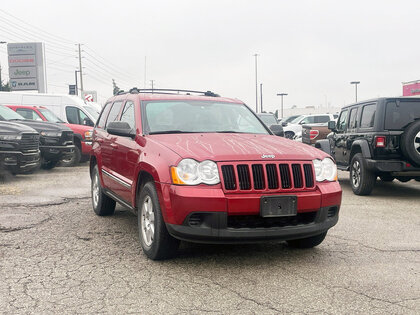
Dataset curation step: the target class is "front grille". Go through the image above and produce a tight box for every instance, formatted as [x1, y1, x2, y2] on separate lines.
[227, 212, 317, 229]
[61, 131, 74, 145]
[220, 161, 315, 193]
[19, 133, 39, 152]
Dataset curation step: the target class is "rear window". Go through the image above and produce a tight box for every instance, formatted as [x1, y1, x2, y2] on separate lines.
[385, 101, 420, 130]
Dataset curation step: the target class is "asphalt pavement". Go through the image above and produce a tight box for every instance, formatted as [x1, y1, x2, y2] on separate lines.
[0, 166, 419, 314]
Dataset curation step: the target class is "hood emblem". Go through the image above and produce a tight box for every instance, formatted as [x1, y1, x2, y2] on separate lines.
[261, 154, 275, 159]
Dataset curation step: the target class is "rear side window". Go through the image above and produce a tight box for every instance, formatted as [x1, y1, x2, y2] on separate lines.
[360, 104, 376, 128]
[97, 103, 112, 129]
[337, 110, 348, 131]
[16, 108, 43, 121]
[348, 107, 358, 129]
[105, 101, 123, 128]
[300, 116, 315, 124]
[119, 101, 136, 129]
[315, 115, 330, 123]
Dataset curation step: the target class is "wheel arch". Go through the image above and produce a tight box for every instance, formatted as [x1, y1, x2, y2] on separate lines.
[350, 140, 371, 163]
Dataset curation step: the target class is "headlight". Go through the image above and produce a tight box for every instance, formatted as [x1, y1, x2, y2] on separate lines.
[40, 131, 62, 137]
[312, 158, 337, 182]
[0, 134, 22, 141]
[171, 159, 220, 185]
[84, 130, 93, 141]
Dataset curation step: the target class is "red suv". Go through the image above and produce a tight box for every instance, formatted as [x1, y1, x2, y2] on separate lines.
[6, 105, 93, 165]
[90, 89, 342, 260]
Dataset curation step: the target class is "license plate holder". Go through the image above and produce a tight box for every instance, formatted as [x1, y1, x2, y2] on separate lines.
[260, 196, 297, 217]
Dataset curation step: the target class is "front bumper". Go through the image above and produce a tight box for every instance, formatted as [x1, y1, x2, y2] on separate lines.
[0, 150, 40, 173]
[158, 181, 342, 244]
[366, 159, 420, 176]
[40, 144, 75, 162]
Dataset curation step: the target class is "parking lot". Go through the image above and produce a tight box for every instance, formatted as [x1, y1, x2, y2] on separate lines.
[0, 165, 419, 314]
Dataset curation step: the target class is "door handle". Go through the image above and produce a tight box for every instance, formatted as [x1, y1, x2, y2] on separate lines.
[110, 143, 119, 149]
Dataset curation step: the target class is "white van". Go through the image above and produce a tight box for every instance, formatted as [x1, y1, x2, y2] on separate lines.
[0, 92, 99, 127]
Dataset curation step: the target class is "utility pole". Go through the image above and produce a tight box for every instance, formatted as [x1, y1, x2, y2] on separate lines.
[150, 79, 154, 92]
[77, 44, 84, 94]
[253, 53, 259, 113]
[144, 56, 147, 89]
[260, 83, 263, 112]
[0, 41, 7, 91]
[75, 70, 80, 96]
[350, 81, 360, 102]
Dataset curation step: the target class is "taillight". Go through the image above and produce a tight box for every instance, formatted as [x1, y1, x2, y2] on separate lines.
[375, 136, 386, 148]
[310, 130, 319, 140]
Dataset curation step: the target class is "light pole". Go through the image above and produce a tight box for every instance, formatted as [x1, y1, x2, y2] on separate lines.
[0, 41, 7, 91]
[277, 93, 288, 119]
[253, 53, 259, 113]
[350, 81, 360, 102]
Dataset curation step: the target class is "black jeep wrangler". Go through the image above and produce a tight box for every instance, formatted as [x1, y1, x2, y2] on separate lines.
[0, 105, 75, 169]
[0, 121, 40, 174]
[316, 97, 420, 195]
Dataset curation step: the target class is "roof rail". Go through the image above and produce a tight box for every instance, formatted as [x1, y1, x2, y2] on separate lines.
[116, 90, 126, 95]
[128, 88, 220, 97]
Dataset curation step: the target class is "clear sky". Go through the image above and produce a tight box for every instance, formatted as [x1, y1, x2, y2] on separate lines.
[0, 0, 419, 111]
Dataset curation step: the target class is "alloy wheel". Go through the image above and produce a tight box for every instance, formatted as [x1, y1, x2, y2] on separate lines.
[141, 195, 155, 247]
[352, 160, 361, 188]
[92, 172, 100, 208]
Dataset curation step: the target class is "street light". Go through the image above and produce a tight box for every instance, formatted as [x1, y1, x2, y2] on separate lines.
[253, 53, 259, 113]
[350, 81, 360, 102]
[277, 93, 288, 119]
[0, 41, 7, 92]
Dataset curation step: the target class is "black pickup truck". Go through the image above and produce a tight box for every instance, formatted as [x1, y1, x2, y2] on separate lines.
[0, 105, 74, 169]
[316, 97, 420, 195]
[0, 121, 40, 174]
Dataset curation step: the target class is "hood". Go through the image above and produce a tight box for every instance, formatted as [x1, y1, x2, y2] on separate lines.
[8, 119, 72, 133]
[0, 121, 38, 134]
[149, 133, 329, 162]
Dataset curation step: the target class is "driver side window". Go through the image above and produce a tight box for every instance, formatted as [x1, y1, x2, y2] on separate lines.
[337, 110, 348, 132]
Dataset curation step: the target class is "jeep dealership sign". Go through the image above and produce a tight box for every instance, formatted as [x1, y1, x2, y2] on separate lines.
[8, 43, 47, 92]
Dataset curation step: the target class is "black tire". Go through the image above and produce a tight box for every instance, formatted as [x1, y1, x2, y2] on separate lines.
[91, 165, 116, 216]
[350, 153, 376, 195]
[401, 120, 420, 167]
[137, 181, 180, 260]
[284, 131, 295, 139]
[287, 232, 327, 249]
[396, 177, 411, 183]
[60, 145, 81, 167]
[379, 175, 394, 182]
[41, 159, 59, 170]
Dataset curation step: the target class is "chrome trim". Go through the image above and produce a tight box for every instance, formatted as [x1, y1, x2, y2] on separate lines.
[101, 169, 132, 189]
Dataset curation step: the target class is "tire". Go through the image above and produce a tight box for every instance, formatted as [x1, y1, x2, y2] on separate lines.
[379, 175, 394, 182]
[401, 120, 420, 167]
[60, 145, 81, 167]
[287, 232, 327, 249]
[349, 153, 376, 195]
[396, 177, 411, 183]
[284, 131, 295, 139]
[91, 165, 116, 216]
[41, 159, 59, 170]
[138, 181, 180, 260]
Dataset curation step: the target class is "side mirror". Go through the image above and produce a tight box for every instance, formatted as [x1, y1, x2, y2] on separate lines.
[328, 120, 336, 131]
[83, 117, 94, 127]
[107, 121, 136, 138]
[269, 124, 284, 137]
[281, 122, 288, 127]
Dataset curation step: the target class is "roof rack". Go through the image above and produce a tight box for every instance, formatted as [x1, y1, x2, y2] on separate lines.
[127, 88, 220, 97]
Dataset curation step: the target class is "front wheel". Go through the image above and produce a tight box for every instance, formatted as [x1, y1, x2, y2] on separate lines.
[61, 145, 81, 167]
[350, 153, 376, 195]
[284, 131, 295, 139]
[138, 181, 180, 260]
[41, 159, 59, 170]
[287, 232, 327, 249]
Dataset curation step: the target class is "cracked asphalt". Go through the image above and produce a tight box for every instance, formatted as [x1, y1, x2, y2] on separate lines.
[0, 165, 419, 314]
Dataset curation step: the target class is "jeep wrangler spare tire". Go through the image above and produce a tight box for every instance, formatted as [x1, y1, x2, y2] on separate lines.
[401, 120, 420, 167]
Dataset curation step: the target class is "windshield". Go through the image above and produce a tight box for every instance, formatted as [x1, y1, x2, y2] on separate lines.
[144, 101, 269, 135]
[39, 108, 63, 123]
[0, 105, 25, 121]
[290, 115, 304, 124]
[258, 114, 277, 126]
[83, 105, 99, 121]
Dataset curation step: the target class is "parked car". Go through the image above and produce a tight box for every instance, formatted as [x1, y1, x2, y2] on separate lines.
[90, 88, 342, 260]
[316, 97, 420, 195]
[302, 125, 331, 145]
[0, 105, 74, 169]
[257, 113, 284, 137]
[0, 92, 98, 128]
[283, 114, 335, 139]
[6, 105, 93, 166]
[0, 121, 40, 174]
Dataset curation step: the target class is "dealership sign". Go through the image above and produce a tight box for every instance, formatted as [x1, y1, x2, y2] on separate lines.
[7, 42, 46, 92]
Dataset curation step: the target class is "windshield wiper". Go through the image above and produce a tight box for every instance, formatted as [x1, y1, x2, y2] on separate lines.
[149, 130, 199, 135]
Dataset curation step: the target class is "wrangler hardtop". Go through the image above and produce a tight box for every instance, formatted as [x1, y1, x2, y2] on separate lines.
[316, 97, 420, 195]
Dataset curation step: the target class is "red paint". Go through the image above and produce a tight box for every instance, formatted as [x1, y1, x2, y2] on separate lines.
[403, 81, 420, 96]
